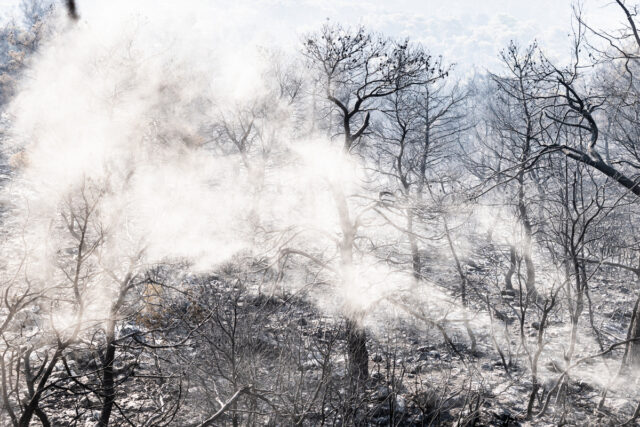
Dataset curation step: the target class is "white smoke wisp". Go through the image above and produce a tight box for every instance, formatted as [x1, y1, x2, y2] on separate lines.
[3, 3, 262, 270]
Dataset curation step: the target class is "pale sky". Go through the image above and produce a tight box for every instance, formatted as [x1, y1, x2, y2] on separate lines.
[0, 0, 626, 74]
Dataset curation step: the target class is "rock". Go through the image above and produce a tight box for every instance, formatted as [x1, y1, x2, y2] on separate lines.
[407, 414, 424, 425]
[375, 386, 391, 401]
[371, 416, 390, 425]
[546, 359, 565, 373]
[492, 408, 520, 426]
[299, 359, 321, 370]
[494, 308, 514, 323]
[371, 372, 384, 382]
[370, 402, 390, 417]
[501, 289, 516, 298]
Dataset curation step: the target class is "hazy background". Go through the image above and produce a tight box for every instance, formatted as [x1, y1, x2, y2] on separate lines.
[0, 0, 623, 74]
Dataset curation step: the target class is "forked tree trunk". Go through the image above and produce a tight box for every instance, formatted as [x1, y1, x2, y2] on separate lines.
[328, 91, 373, 387]
[18, 349, 63, 427]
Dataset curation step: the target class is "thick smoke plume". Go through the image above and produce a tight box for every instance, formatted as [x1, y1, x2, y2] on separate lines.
[1, 2, 474, 335]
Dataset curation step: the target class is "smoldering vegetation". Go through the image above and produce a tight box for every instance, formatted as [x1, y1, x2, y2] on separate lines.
[2, 1, 640, 426]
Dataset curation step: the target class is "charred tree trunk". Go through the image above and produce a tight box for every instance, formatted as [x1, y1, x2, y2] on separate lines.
[623, 290, 640, 370]
[517, 178, 536, 297]
[505, 245, 517, 292]
[565, 255, 585, 365]
[333, 185, 369, 385]
[97, 319, 117, 426]
[97, 274, 133, 426]
[443, 216, 476, 352]
[345, 318, 369, 386]
[407, 208, 420, 281]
